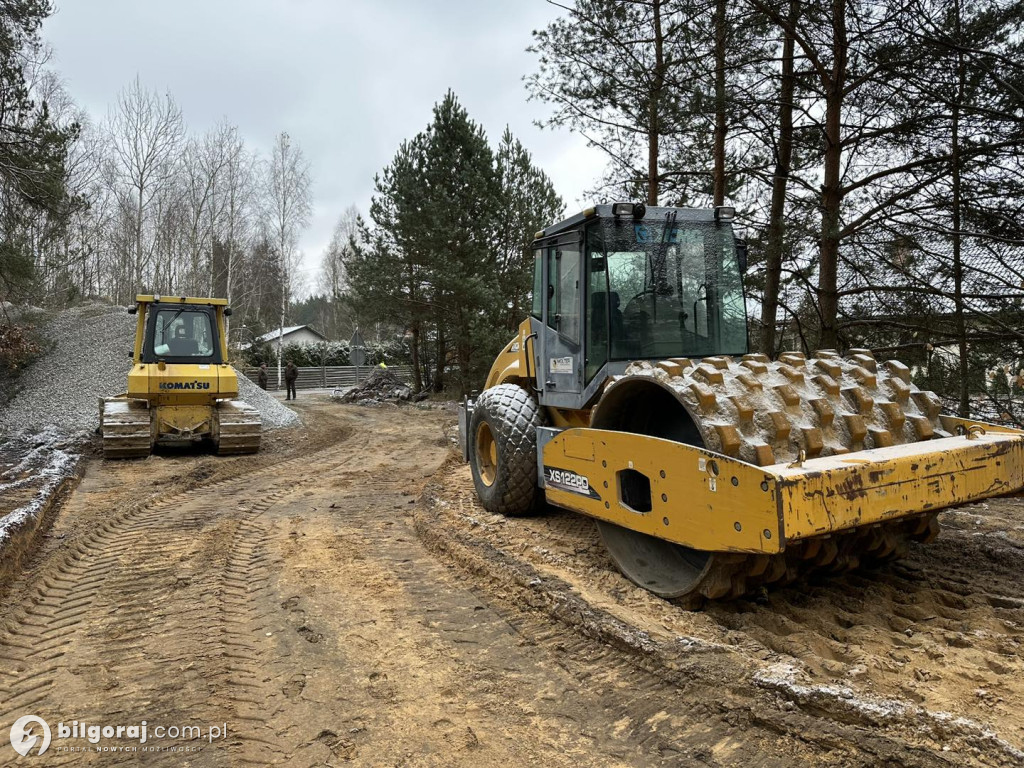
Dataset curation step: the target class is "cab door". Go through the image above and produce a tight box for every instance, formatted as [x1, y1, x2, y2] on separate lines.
[537, 233, 583, 402]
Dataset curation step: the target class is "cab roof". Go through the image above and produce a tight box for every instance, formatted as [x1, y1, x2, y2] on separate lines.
[135, 295, 228, 306]
[532, 204, 724, 243]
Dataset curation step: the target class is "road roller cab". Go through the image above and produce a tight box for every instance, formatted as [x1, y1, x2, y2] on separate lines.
[99, 295, 261, 459]
[459, 204, 1024, 607]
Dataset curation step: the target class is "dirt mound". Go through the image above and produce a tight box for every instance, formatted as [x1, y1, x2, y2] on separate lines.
[335, 367, 426, 405]
[0, 426, 80, 586]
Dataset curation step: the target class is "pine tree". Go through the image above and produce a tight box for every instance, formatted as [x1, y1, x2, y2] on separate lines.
[492, 128, 564, 335]
[0, 0, 80, 304]
[347, 93, 563, 394]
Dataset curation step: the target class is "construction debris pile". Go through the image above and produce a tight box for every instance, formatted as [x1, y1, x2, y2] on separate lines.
[335, 368, 428, 406]
[0, 302, 298, 440]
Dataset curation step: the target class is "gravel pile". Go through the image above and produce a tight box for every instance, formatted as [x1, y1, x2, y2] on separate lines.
[0, 302, 298, 440]
[237, 374, 299, 428]
[0, 303, 135, 438]
[335, 367, 427, 406]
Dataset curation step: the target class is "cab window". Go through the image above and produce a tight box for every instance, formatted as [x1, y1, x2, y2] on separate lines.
[152, 310, 215, 358]
[547, 244, 580, 344]
[531, 249, 543, 319]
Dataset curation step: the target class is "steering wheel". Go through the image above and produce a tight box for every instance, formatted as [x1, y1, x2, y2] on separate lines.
[627, 287, 656, 304]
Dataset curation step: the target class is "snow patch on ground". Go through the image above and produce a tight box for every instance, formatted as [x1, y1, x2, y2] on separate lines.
[754, 662, 1024, 761]
[0, 428, 80, 548]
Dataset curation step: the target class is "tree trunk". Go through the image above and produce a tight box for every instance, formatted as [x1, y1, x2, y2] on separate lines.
[410, 322, 423, 393]
[278, 236, 286, 385]
[647, 0, 664, 206]
[135, 184, 144, 294]
[816, 0, 847, 351]
[951, 0, 970, 417]
[434, 322, 446, 393]
[712, 0, 727, 206]
[760, 2, 797, 356]
[225, 229, 233, 342]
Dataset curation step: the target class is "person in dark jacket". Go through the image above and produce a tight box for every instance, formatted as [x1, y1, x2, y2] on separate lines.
[284, 361, 298, 400]
[257, 363, 268, 390]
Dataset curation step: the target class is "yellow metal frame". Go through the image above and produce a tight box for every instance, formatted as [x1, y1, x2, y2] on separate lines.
[483, 319, 592, 429]
[135, 294, 228, 306]
[543, 422, 1024, 554]
[124, 294, 239, 440]
[484, 319, 534, 389]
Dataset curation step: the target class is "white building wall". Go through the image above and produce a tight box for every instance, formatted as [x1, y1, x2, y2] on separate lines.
[279, 328, 325, 346]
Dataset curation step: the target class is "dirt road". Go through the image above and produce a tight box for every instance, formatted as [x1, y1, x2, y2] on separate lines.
[0, 401, 787, 766]
[425, 463, 1024, 767]
[3, 398, 1021, 766]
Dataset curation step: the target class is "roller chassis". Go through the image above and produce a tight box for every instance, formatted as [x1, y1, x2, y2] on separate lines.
[459, 348, 1024, 604]
[461, 204, 1024, 604]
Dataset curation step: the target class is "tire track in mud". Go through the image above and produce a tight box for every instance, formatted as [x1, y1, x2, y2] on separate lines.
[416, 483, 933, 766]
[0, 440, 358, 763]
[272, 448, 813, 766]
[421, 460, 1024, 766]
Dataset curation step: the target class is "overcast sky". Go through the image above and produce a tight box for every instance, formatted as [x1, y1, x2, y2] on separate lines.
[42, 0, 604, 293]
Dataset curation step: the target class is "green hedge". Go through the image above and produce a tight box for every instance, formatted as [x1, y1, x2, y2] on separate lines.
[237, 337, 411, 368]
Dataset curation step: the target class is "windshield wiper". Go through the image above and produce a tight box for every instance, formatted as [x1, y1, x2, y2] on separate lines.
[160, 308, 185, 336]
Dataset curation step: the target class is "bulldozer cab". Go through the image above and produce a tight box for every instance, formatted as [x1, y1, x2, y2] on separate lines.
[530, 204, 748, 409]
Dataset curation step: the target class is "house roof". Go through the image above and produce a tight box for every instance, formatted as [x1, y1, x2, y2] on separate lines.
[255, 325, 327, 343]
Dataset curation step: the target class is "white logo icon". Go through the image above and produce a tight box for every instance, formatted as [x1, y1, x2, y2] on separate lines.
[10, 715, 51, 757]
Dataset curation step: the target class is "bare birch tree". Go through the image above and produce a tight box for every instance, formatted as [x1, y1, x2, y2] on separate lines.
[216, 123, 254, 339]
[266, 131, 312, 375]
[107, 77, 184, 300]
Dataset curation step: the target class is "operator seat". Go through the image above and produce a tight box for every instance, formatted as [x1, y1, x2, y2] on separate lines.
[168, 327, 199, 356]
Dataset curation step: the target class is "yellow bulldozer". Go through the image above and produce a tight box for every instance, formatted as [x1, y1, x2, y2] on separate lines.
[99, 294, 261, 459]
[458, 203, 1024, 607]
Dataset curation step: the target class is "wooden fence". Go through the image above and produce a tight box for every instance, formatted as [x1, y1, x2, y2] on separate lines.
[241, 365, 413, 390]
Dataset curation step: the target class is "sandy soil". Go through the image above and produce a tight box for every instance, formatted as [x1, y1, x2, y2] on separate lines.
[0, 400, 797, 766]
[422, 459, 1024, 767]
[2, 398, 1022, 766]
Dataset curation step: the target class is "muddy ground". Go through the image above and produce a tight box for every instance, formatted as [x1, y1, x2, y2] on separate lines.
[1, 397, 1022, 766]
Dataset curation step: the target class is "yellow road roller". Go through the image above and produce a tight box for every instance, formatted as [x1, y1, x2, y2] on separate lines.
[458, 203, 1024, 606]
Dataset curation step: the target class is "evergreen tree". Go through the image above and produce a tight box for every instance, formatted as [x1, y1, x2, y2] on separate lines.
[0, 0, 80, 304]
[492, 128, 564, 334]
[347, 93, 563, 394]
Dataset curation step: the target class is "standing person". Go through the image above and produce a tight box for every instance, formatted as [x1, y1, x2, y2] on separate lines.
[257, 363, 268, 390]
[285, 361, 298, 401]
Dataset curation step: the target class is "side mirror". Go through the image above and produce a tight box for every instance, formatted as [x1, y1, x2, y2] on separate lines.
[735, 239, 749, 273]
[127, 306, 137, 315]
[224, 307, 232, 316]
